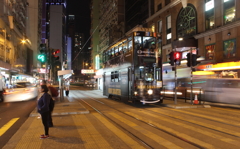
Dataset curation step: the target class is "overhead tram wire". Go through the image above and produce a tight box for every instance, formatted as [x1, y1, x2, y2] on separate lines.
[72, 24, 99, 63]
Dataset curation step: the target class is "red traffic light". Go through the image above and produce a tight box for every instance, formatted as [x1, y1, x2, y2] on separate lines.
[174, 52, 182, 60]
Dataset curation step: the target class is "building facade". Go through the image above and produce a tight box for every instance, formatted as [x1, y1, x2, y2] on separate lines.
[146, 0, 240, 78]
[0, 0, 41, 86]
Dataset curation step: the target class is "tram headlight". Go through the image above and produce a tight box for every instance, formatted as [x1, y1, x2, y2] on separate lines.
[147, 89, 153, 95]
[134, 91, 138, 96]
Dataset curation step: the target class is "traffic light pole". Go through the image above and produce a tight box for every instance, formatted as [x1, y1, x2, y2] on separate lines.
[174, 61, 177, 104]
[190, 48, 193, 105]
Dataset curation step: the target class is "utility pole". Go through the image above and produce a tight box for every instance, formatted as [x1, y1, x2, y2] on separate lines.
[190, 48, 193, 105]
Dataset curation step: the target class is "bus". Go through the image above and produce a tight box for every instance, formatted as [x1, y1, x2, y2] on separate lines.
[102, 30, 163, 104]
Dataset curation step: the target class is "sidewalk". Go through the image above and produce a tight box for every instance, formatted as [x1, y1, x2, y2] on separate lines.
[3, 96, 90, 149]
[29, 98, 89, 117]
[2, 90, 210, 149]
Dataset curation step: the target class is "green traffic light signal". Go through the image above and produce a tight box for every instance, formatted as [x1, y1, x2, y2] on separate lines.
[38, 54, 46, 63]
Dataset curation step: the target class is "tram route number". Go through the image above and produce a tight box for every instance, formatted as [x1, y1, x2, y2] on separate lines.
[137, 85, 160, 89]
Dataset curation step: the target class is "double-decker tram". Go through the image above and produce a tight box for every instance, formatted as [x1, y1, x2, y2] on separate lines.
[102, 30, 163, 104]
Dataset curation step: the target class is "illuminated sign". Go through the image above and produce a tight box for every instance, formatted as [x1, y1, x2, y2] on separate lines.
[205, 0, 214, 11]
[202, 61, 240, 71]
[39, 68, 48, 73]
[167, 33, 172, 39]
[95, 55, 100, 70]
[81, 69, 94, 74]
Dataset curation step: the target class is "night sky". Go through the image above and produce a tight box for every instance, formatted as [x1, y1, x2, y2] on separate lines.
[67, 0, 91, 42]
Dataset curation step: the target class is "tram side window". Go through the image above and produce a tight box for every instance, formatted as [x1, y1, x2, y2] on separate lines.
[115, 71, 119, 82]
[128, 39, 133, 52]
[122, 41, 127, 53]
[134, 36, 141, 50]
[111, 71, 119, 82]
[111, 72, 115, 82]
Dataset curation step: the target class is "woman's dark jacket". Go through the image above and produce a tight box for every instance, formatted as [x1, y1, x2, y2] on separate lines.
[37, 93, 51, 114]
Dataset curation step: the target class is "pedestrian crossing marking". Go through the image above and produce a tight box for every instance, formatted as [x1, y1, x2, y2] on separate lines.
[151, 109, 240, 137]
[0, 118, 19, 136]
[186, 108, 240, 121]
[172, 109, 240, 126]
[109, 113, 183, 149]
[126, 111, 240, 147]
[72, 115, 112, 149]
[93, 113, 146, 149]
[212, 107, 240, 114]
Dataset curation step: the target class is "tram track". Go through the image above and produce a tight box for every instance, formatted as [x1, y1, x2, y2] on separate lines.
[144, 107, 240, 138]
[78, 98, 154, 149]
[151, 105, 240, 128]
[77, 92, 208, 149]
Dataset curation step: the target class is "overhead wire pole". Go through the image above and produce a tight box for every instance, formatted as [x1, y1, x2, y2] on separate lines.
[190, 48, 193, 105]
[174, 51, 177, 104]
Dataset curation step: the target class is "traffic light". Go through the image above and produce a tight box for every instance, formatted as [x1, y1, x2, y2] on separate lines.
[168, 52, 174, 66]
[186, 53, 200, 67]
[37, 54, 46, 63]
[186, 53, 191, 67]
[174, 52, 182, 65]
[192, 54, 201, 66]
[52, 49, 60, 61]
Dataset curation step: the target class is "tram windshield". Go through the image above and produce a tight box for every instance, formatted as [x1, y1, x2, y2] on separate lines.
[145, 67, 154, 81]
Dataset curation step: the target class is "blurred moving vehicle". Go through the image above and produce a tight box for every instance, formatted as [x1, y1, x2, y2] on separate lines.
[3, 82, 38, 102]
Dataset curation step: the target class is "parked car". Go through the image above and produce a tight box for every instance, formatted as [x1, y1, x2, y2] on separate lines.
[3, 82, 38, 102]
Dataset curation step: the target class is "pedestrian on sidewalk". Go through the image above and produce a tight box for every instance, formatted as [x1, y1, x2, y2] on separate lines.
[64, 79, 70, 96]
[37, 85, 51, 139]
[42, 80, 57, 127]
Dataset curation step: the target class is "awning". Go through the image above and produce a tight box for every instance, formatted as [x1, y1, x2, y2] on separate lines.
[58, 70, 73, 79]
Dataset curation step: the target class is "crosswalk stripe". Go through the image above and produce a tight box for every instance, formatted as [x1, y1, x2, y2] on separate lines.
[172, 109, 240, 126]
[127, 110, 240, 147]
[186, 108, 240, 121]
[93, 113, 146, 149]
[125, 111, 215, 148]
[109, 113, 183, 149]
[151, 109, 240, 137]
[72, 115, 112, 149]
[0, 118, 19, 136]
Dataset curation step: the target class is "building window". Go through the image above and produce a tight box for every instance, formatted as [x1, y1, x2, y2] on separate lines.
[158, 20, 162, 33]
[176, 4, 197, 39]
[223, 0, 235, 24]
[165, 0, 171, 6]
[157, 3, 162, 11]
[166, 15, 171, 44]
[205, 0, 215, 30]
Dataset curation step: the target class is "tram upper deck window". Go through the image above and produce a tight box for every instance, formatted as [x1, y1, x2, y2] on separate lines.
[134, 36, 141, 50]
[143, 37, 155, 50]
[127, 37, 133, 52]
[117, 44, 122, 57]
[122, 41, 127, 53]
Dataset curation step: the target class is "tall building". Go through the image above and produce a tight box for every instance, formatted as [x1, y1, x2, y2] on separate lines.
[125, 0, 153, 33]
[72, 33, 85, 81]
[90, 0, 100, 71]
[98, 0, 125, 54]
[27, 0, 43, 75]
[42, 0, 67, 82]
[0, 0, 41, 85]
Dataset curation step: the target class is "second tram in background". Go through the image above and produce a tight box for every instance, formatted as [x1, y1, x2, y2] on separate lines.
[102, 29, 163, 104]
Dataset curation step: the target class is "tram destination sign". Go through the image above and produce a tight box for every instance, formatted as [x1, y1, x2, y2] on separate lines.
[81, 69, 94, 74]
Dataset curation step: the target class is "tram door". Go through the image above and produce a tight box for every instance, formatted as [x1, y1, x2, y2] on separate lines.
[128, 67, 132, 100]
[103, 72, 106, 95]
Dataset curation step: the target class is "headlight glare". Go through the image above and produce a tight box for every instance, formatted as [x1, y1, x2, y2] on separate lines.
[148, 89, 153, 95]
